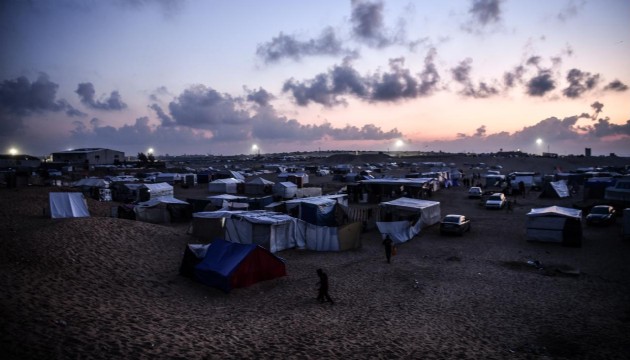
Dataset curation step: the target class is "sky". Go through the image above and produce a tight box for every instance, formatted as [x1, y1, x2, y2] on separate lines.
[1, 0, 629, 157]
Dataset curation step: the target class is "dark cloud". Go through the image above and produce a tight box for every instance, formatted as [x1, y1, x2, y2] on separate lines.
[503, 65, 525, 88]
[149, 86, 173, 102]
[351, 0, 389, 47]
[603, 79, 628, 92]
[149, 103, 175, 126]
[469, 0, 502, 25]
[474, 125, 486, 137]
[450, 58, 499, 98]
[562, 68, 600, 98]
[589, 118, 630, 137]
[371, 58, 420, 101]
[0, 73, 84, 135]
[245, 87, 275, 107]
[590, 101, 604, 120]
[350, 0, 414, 49]
[283, 49, 441, 106]
[557, 0, 585, 22]
[167, 85, 250, 136]
[462, 0, 503, 33]
[0, 73, 81, 115]
[526, 70, 555, 96]
[75, 82, 127, 110]
[256, 27, 355, 64]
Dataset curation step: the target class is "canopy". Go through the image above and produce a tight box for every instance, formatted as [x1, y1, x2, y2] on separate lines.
[49, 192, 90, 218]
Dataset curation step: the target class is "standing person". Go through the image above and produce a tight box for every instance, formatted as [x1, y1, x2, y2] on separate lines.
[316, 269, 334, 305]
[382, 235, 393, 264]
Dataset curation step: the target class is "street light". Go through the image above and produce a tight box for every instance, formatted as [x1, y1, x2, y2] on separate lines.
[148, 147, 154, 154]
[9, 148, 18, 155]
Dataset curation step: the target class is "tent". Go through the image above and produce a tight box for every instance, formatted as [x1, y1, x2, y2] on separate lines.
[208, 178, 243, 194]
[245, 177, 274, 195]
[134, 197, 191, 223]
[526, 206, 582, 247]
[274, 181, 298, 199]
[49, 192, 90, 219]
[376, 197, 441, 243]
[225, 211, 299, 253]
[192, 239, 287, 293]
[538, 180, 570, 198]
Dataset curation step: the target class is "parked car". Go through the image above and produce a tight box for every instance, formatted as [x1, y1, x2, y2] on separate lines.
[485, 193, 506, 209]
[468, 187, 483, 199]
[440, 214, 471, 236]
[586, 205, 616, 226]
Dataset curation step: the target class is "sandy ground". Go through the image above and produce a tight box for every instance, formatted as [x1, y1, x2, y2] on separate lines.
[1, 155, 629, 359]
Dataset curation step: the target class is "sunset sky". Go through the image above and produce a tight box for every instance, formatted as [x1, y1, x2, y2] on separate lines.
[1, 0, 629, 157]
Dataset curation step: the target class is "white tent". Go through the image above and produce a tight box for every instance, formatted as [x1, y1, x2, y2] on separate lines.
[72, 178, 109, 188]
[141, 182, 174, 200]
[526, 206, 582, 246]
[376, 197, 441, 243]
[274, 181, 298, 199]
[244, 177, 274, 195]
[134, 197, 189, 223]
[208, 178, 243, 194]
[49, 192, 90, 219]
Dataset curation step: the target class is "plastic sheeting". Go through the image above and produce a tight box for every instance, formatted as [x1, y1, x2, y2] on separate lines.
[376, 220, 423, 243]
[49, 192, 90, 219]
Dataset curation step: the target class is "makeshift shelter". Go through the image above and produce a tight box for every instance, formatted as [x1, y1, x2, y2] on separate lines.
[274, 181, 298, 199]
[526, 206, 582, 247]
[224, 211, 299, 253]
[179, 243, 211, 278]
[538, 180, 570, 198]
[208, 178, 243, 194]
[245, 177, 274, 195]
[138, 182, 174, 202]
[49, 192, 90, 219]
[192, 239, 287, 293]
[376, 197, 441, 243]
[133, 197, 191, 224]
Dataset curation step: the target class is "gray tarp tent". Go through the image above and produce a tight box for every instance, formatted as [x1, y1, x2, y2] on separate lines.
[49, 192, 90, 218]
[526, 206, 582, 247]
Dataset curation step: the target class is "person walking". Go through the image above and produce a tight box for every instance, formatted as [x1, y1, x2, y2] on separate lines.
[316, 268, 334, 304]
[382, 235, 393, 264]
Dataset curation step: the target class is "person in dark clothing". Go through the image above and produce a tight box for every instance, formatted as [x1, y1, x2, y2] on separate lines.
[382, 235, 393, 264]
[316, 268, 334, 304]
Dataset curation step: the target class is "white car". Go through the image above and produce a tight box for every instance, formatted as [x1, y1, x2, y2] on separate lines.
[468, 187, 483, 199]
[485, 193, 506, 209]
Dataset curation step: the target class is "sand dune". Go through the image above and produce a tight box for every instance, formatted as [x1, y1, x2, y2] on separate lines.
[1, 155, 630, 359]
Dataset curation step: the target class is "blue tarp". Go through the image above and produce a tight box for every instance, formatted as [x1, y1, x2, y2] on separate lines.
[194, 239, 254, 292]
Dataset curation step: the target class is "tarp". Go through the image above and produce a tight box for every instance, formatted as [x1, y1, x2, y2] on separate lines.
[49, 192, 90, 218]
[526, 206, 582, 246]
[539, 180, 570, 198]
[134, 197, 190, 223]
[285, 197, 337, 226]
[376, 197, 441, 243]
[193, 239, 286, 293]
[208, 178, 242, 194]
[142, 182, 174, 199]
[73, 178, 109, 188]
[274, 181, 298, 199]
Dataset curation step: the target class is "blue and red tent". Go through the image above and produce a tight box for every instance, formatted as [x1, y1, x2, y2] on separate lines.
[192, 239, 286, 293]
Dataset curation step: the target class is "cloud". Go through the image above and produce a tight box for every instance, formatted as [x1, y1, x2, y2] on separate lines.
[149, 103, 175, 126]
[149, 86, 173, 102]
[562, 68, 600, 98]
[256, 27, 355, 64]
[350, 0, 413, 49]
[450, 58, 499, 98]
[462, 0, 503, 33]
[603, 79, 628, 92]
[75, 82, 127, 110]
[114, 0, 185, 18]
[557, 0, 586, 22]
[590, 101, 604, 120]
[245, 87, 275, 107]
[503, 65, 526, 88]
[282, 49, 441, 106]
[588, 118, 630, 137]
[526, 70, 556, 96]
[0, 73, 84, 135]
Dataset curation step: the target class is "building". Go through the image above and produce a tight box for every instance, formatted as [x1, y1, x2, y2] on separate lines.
[51, 148, 124, 165]
[0, 154, 42, 169]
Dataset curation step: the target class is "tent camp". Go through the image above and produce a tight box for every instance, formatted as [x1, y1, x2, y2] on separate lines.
[192, 239, 287, 293]
[49, 192, 90, 219]
[376, 197, 441, 243]
[134, 197, 191, 223]
[526, 206, 582, 247]
[208, 178, 243, 194]
[191, 210, 362, 252]
[245, 177, 274, 195]
[538, 180, 570, 198]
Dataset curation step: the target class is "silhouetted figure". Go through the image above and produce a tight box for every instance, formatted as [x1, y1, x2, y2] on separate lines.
[316, 269, 334, 304]
[382, 235, 393, 264]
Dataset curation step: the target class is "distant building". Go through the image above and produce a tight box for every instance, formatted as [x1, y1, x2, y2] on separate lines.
[51, 148, 124, 165]
[0, 154, 42, 169]
[585, 148, 592, 157]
